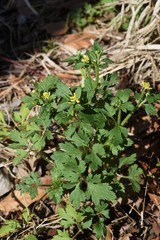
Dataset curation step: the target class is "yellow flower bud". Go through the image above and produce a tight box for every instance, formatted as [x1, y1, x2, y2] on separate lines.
[142, 81, 152, 90]
[70, 93, 80, 104]
[82, 54, 90, 64]
[42, 91, 51, 100]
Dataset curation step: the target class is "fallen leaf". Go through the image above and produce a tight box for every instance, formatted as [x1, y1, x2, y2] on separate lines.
[0, 175, 52, 215]
[0, 187, 47, 215]
[148, 193, 160, 207]
[55, 72, 78, 80]
[64, 32, 97, 50]
[105, 225, 113, 240]
[0, 169, 13, 197]
[119, 233, 132, 240]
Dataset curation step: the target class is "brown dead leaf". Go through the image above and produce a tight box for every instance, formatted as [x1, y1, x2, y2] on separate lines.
[41, 175, 52, 185]
[148, 193, 160, 207]
[105, 225, 113, 240]
[0, 175, 52, 215]
[119, 233, 132, 240]
[0, 187, 47, 215]
[55, 72, 78, 80]
[64, 32, 97, 50]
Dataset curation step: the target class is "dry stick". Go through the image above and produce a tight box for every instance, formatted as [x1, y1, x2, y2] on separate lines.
[140, 182, 148, 227]
[37, 53, 64, 72]
[23, 0, 38, 15]
[134, 59, 146, 83]
[125, 1, 146, 47]
[152, 0, 160, 18]
[135, 5, 151, 30]
[147, 54, 160, 86]
[137, 17, 160, 37]
[40, 60, 51, 75]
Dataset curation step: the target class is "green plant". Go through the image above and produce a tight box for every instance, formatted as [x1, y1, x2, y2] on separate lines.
[0, 208, 36, 239]
[1, 42, 159, 239]
[69, 1, 116, 28]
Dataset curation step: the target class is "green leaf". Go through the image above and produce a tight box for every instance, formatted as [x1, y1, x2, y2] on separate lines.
[93, 219, 105, 238]
[128, 164, 143, 192]
[59, 142, 82, 159]
[47, 184, 63, 204]
[117, 89, 131, 103]
[25, 235, 38, 240]
[13, 149, 28, 165]
[109, 126, 128, 145]
[95, 203, 110, 218]
[9, 130, 28, 145]
[16, 172, 41, 199]
[69, 132, 87, 147]
[87, 182, 116, 206]
[74, 62, 86, 69]
[0, 220, 20, 237]
[57, 102, 71, 112]
[0, 111, 6, 125]
[92, 41, 103, 52]
[22, 95, 37, 109]
[56, 81, 72, 98]
[20, 104, 30, 123]
[58, 203, 80, 228]
[22, 208, 32, 223]
[13, 112, 22, 123]
[52, 230, 71, 240]
[85, 152, 102, 171]
[65, 123, 77, 139]
[37, 75, 58, 92]
[26, 122, 40, 132]
[156, 162, 160, 167]
[121, 102, 134, 112]
[63, 160, 86, 183]
[119, 154, 136, 168]
[33, 136, 45, 151]
[86, 50, 96, 62]
[105, 103, 116, 117]
[145, 104, 158, 116]
[92, 143, 105, 157]
[70, 185, 86, 209]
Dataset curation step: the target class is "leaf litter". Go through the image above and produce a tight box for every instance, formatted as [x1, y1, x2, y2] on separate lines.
[0, 0, 160, 239]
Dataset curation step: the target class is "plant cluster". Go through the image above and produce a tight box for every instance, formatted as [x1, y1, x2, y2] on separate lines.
[69, 0, 116, 28]
[0, 42, 159, 239]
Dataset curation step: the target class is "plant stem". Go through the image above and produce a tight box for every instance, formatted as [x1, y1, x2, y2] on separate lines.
[72, 228, 82, 240]
[121, 89, 146, 126]
[117, 108, 121, 125]
[95, 63, 99, 88]
[80, 68, 86, 87]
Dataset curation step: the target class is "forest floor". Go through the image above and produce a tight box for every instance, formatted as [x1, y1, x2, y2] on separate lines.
[0, 0, 160, 239]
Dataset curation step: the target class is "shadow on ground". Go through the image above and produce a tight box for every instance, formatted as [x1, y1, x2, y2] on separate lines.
[0, 0, 94, 75]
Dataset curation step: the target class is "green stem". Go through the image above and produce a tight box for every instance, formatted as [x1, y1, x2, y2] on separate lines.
[121, 111, 133, 127]
[117, 108, 121, 125]
[80, 68, 86, 87]
[87, 66, 91, 79]
[95, 63, 99, 88]
[72, 228, 82, 240]
[121, 89, 146, 126]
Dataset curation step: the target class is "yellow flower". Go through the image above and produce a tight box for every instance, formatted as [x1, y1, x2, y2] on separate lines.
[142, 81, 152, 90]
[70, 93, 80, 104]
[32, 90, 36, 94]
[82, 54, 90, 64]
[42, 91, 51, 100]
